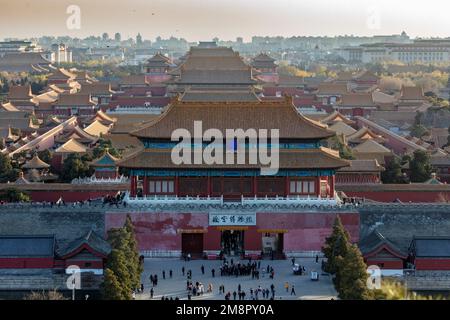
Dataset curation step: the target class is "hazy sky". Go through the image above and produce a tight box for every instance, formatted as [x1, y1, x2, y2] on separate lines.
[0, 0, 449, 41]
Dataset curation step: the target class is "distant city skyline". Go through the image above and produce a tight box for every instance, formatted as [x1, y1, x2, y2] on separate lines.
[0, 0, 449, 42]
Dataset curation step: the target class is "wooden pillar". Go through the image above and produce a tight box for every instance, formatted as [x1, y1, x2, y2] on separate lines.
[130, 175, 137, 197]
[315, 176, 320, 197]
[330, 174, 335, 198]
[143, 176, 148, 195]
[285, 176, 290, 197]
[207, 175, 211, 196]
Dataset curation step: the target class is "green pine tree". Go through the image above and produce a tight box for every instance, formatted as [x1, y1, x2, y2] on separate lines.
[409, 150, 432, 182]
[61, 153, 92, 182]
[335, 244, 373, 300]
[106, 249, 132, 300]
[381, 157, 408, 184]
[322, 216, 350, 274]
[124, 215, 143, 289]
[103, 268, 125, 300]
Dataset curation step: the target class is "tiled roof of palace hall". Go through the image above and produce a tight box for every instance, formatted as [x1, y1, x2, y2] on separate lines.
[118, 147, 349, 170]
[130, 97, 336, 140]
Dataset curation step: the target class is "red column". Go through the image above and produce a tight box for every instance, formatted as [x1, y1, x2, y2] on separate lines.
[315, 176, 320, 197]
[130, 175, 137, 197]
[285, 176, 290, 196]
[207, 176, 211, 196]
[143, 176, 148, 195]
[330, 175, 335, 197]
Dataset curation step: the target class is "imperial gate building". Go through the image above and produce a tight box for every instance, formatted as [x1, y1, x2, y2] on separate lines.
[109, 95, 360, 259]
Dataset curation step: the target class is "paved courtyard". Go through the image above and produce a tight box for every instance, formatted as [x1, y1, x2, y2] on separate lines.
[138, 257, 337, 300]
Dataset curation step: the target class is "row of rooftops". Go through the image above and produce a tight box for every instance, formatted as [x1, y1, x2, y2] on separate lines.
[359, 229, 450, 261]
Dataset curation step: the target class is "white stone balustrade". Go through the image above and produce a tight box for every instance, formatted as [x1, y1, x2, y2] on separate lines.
[241, 194, 339, 206]
[71, 174, 129, 184]
[123, 192, 341, 207]
[123, 193, 224, 205]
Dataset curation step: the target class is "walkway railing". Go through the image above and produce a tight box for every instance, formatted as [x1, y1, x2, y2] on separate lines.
[123, 193, 224, 205]
[241, 195, 339, 206]
[123, 193, 341, 206]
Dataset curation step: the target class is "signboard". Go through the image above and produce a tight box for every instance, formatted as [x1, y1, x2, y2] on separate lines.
[209, 213, 256, 226]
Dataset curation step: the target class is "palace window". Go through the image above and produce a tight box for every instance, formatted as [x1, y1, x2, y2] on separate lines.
[178, 177, 208, 196]
[257, 177, 285, 196]
[148, 179, 175, 195]
[211, 177, 254, 196]
[289, 179, 315, 195]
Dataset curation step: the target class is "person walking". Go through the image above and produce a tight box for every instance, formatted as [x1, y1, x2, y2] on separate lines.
[291, 285, 296, 296]
[150, 287, 154, 299]
[291, 257, 296, 266]
[315, 254, 319, 263]
[201, 265, 205, 275]
[182, 266, 185, 276]
[284, 281, 289, 292]
[162, 270, 166, 280]
[233, 291, 237, 300]
[211, 268, 215, 277]
[169, 270, 173, 278]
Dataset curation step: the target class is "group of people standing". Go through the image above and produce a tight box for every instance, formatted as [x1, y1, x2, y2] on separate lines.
[224, 284, 276, 300]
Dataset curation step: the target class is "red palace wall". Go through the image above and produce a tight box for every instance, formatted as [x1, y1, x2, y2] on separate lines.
[366, 258, 404, 269]
[106, 211, 359, 253]
[64, 260, 104, 269]
[29, 191, 119, 202]
[0, 258, 54, 268]
[343, 191, 450, 203]
[415, 258, 450, 270]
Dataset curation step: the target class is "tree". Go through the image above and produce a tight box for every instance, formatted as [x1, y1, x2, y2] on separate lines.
[328, 136, 354, 160]
[0, 153, 19, 183]
[335, 244, 373, 300]
[106, 249, 132, 300]
[105, 220, 142, 300]
[0, 188, 30, 202]
[414, 111, 424, 126]
[409, 150, 432, 182]
[60, 153, 92, 182]
[124, 215, 143, 289]
[409, 124, 428, 138]
[381, 158, 408, 184]
[103, 268, 125, 300]
[24, 289, 67, 300]
[37, 150, 52, 164]
[92, 139, 121, 159]
[322, 216, 350, 274]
